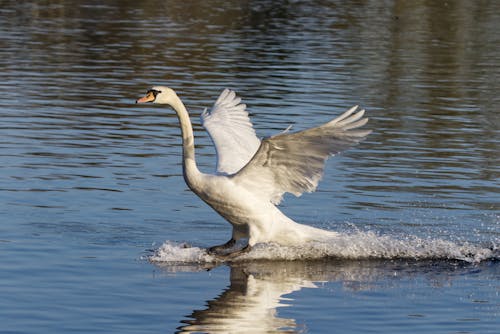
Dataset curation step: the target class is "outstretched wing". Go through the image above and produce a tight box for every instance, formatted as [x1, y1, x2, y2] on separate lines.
[232, 106, 371, 204]
[201, 89, 261, 175]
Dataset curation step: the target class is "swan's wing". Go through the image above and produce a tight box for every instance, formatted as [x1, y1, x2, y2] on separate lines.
[232, 106, 371, 205]
[201, 89, 261, 175]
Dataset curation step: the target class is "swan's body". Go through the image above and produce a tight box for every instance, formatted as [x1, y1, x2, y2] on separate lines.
[136, 86, 371, 255]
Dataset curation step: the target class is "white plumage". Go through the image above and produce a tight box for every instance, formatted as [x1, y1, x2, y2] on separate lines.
[136, 86, 371, 256]
[201, 89, 261, 175]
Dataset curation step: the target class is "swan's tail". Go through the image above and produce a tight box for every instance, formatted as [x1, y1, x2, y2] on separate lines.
[307, 225, 339, 241]
[288, 221, 339, 243]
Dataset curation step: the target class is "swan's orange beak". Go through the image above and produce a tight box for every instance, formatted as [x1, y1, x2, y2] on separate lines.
[136, 91, 155, 104]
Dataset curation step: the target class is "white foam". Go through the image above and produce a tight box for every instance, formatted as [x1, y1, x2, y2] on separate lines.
[149, 232, 498, 264]
[149, 241, 219, 263]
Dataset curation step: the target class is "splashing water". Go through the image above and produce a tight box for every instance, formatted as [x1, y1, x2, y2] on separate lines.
[149, 231, 498, 264]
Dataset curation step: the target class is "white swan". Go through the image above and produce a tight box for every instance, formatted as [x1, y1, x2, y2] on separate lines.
[136, 86, 371, 256]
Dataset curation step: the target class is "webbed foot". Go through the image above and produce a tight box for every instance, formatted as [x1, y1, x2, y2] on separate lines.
[208, 239, 236, 255]
[218, 244, 252, 260]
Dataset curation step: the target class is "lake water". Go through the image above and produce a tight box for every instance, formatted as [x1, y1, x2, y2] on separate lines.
[1, 1, 499, 333]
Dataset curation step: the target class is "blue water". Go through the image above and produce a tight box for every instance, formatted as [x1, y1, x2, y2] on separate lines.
[1, 1, 499, 333]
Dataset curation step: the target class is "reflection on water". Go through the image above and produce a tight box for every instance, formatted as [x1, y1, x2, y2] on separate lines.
[154, 241, 499, 332]
[178, 265, 308, 333]
[156, 260, 499, 334]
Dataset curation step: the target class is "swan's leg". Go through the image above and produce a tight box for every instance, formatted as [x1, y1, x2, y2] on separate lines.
[218, 225, 257, 258]
[208, 238, 236, 254]
[208, 224, 249, 255]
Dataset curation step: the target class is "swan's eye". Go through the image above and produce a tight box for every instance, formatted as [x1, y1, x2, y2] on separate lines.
[148, 89, 161, 97]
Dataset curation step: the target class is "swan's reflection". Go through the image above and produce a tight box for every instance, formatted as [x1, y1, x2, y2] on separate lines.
[178, 264, 308, 333]
[155, 260, 489, 334]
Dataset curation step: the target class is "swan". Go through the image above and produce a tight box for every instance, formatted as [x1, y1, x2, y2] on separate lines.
[136, 86, 371, 256]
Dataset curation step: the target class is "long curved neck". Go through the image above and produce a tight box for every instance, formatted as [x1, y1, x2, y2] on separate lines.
[169, 95, 201, 189]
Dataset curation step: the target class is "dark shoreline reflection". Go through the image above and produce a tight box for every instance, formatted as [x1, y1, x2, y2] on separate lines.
[154, 259, 498, 333]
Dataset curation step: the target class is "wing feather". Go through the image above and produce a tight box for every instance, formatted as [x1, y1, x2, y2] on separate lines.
[201, 89, 261, 174]
[232, 106, 371, 204]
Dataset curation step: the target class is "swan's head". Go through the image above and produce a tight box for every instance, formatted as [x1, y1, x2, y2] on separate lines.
[136, 86, 177, 105]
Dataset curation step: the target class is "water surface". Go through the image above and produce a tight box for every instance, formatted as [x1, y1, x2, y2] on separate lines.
[1, 1, 499, 333]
